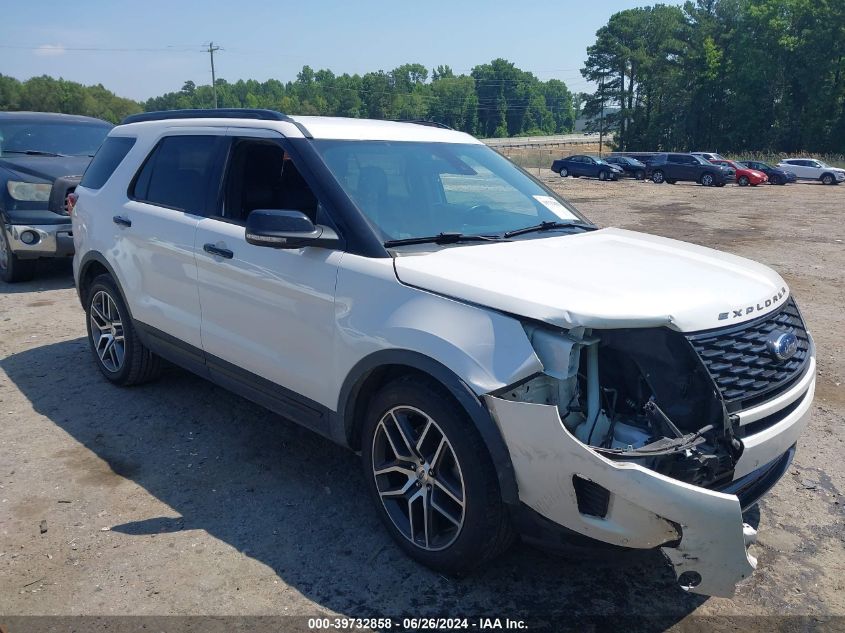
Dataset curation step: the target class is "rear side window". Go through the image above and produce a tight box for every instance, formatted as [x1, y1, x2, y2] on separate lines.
[131, 135, 218, 214]
[80, 136, 136, 190]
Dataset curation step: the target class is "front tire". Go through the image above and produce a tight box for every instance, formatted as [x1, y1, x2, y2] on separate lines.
[85, 274, 162, 385]
[651, 170, 665, 184]
[361, 376, 514, 574]
[598, 169, 609, 181]
[701, 173, 715, 186]
[559, 167, 569, 178]
[0, 228, 37, 283]
[821, 173, 835, 185]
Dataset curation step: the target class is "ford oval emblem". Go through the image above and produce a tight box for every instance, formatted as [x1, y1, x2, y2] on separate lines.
[766, 331, 798, 361]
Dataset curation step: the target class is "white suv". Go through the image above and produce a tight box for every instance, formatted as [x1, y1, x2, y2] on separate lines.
[72, 109, 815, 597]
[777, 157, 845, 184]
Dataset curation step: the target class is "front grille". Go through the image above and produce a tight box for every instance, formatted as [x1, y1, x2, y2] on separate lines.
[687, 298, 810, 412]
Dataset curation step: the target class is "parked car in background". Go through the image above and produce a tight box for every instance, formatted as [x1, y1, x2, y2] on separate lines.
[648, 153, 733, 186]
[0, 111, 112, 282]
[709, 159, 768, 186]
[777, 158, 844, 185]
[612, 152, 662, 166]
[604, 155, 647, 180]
[72, 109, 814, 598]
[551, 155, 623, 181]
[691, 151, 727, 162]
[739, 160, 796, 185]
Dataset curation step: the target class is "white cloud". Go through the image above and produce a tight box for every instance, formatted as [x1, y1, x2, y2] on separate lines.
[34, 44, 66, 57]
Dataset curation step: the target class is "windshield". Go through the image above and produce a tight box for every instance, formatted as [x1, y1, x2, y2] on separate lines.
[691, 154, 713, 165]
[0, 121, 112, 157]
[313, 140, 589, 242]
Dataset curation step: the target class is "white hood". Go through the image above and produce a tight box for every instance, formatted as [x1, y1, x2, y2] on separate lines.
[393, 227, 789, 332]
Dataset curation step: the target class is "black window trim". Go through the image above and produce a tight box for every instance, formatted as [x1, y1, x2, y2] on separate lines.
[207, 135, 348, 249]
[126, 133, 228, 217]
[80, 135, 137, 190]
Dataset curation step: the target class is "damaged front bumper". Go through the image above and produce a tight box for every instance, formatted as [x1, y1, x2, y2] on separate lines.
[483, 362, 814, 597]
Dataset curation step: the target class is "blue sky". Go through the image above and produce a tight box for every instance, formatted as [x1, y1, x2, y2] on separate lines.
[0, 0, 674, 102]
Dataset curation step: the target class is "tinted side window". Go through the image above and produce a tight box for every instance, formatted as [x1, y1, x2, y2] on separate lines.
[80, 136, 136, 190]
[131, 135, 218, 214]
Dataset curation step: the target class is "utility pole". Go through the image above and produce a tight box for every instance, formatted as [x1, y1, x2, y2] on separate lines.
[206, 41, 221, 108]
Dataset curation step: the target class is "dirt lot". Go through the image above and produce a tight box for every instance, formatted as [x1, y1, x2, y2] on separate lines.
[1, 176, 843, 628]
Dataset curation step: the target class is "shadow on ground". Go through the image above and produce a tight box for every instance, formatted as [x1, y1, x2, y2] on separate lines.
[2, 338, 708, 624]
[0, 258, 74, 294]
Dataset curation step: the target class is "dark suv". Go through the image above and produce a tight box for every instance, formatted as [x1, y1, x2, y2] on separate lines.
[648, 153, 734, 187]
[0, 111, 112, 282]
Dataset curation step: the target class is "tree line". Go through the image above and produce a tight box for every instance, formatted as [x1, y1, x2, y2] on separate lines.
[0, 74, 142, 123]
[581, 0, 845, 153]
[144, 60, 577, 138]
[0, 60, 576, 137]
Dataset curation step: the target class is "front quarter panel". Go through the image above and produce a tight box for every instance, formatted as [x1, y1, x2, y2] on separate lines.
[333, 253, 543, 406]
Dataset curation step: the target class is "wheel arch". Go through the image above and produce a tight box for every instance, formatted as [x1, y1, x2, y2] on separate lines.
[335, 349, 520, 507]
[77, 251, 130, 314]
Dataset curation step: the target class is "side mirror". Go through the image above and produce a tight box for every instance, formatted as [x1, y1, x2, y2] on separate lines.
[245, 209, 340, 250]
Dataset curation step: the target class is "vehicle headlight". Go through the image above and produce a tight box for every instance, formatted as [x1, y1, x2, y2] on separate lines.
[7, 180, 52, 202]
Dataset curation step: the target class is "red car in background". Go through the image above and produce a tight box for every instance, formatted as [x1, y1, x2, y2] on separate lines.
[709, 159, 768, 186]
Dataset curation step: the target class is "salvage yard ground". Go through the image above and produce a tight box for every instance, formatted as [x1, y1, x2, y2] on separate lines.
[0, 176, 843, 625]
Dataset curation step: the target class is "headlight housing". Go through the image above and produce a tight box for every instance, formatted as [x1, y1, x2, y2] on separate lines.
[7, 180, 52, 202]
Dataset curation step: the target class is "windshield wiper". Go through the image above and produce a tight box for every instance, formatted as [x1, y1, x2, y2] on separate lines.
[504, 220, 592, 238]
[2, 149, 68, 157]
[384, 232, 507, 248]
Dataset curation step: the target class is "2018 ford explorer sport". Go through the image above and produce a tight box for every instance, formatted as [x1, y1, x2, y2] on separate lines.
[71, 110, 815, 598]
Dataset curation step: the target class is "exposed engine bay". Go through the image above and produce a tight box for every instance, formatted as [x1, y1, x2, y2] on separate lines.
[503, 325, 743, 488]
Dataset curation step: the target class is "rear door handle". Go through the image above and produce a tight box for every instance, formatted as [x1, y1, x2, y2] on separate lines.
[113, 215, 131, 227]
[203, 243, 234, 259]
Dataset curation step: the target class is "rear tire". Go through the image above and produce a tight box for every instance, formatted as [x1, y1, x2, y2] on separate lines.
[361, 376, 514, 574]
[635, 170, 646, 180]
[0, 228, 37, 283]
[85, 274, 162, 386]
[738, 175, 749, 186]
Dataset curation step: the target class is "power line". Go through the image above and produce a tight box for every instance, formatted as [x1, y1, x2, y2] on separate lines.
[0, 44, 205, 52]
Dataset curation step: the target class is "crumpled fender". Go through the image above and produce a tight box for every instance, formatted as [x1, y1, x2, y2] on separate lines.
[484, 395, 757, 597]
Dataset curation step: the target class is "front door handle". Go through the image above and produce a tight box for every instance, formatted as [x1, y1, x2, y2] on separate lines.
[203, 243, 234, 259]
[113, 215, 131, 227]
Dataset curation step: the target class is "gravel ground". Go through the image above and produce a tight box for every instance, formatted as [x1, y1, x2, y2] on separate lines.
[1, 175, 843, 627]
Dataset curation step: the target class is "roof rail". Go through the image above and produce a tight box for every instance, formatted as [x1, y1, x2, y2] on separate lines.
[120, 108, 290, 125]
[404, 119, 453, 130]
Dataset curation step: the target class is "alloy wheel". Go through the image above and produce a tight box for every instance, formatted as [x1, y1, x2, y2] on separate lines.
[89, 290, 126, 372]
[371, 405, 466, 551]
[702, 174, 714, 186]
